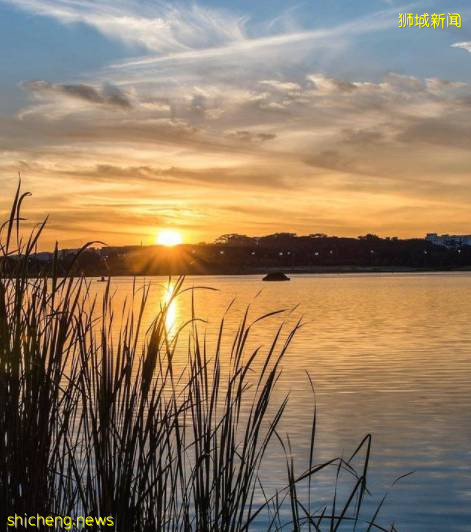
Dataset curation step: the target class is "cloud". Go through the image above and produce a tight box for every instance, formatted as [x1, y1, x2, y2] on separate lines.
[307, 74, 357, 93]
[451, 42, 471, 53]
[67, 163, 292, 190]
[22, 80, 132, 108]
[259, 80, 301, 93]
[8, 69, 471, 171]
[226, 130, 276, 143]
[108, 7, 400, 76]
[3, 0, 399, 71]
[2, 0, 247, 53]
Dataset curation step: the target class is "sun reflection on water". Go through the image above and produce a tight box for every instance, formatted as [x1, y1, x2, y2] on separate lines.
[163, 281, 177, 336]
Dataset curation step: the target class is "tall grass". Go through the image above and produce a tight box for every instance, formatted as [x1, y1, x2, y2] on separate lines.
[0, 185, 394, 531]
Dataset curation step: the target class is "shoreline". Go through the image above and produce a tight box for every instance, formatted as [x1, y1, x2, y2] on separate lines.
[76, 266, 471, 278]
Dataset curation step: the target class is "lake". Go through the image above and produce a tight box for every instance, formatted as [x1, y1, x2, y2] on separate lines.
[94, 272, 471, 531]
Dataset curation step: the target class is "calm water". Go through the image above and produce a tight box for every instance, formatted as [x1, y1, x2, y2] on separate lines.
[96, 272, 471, 531]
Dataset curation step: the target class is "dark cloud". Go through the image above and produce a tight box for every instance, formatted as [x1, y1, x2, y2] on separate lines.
[101, 83, 133, 108]
[160, 165, 291, 189]
[397, 118, 471, 149]
[70, 164, 292, 190]
[228, 130, 276, 143]
[304, 150, 355, 173]
[22, 80, 132, 109]
[340, 128, 387, 146]
[71, 164, 178, 185]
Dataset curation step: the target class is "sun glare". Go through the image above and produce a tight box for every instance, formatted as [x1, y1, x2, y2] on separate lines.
[156, 229, 183, 247]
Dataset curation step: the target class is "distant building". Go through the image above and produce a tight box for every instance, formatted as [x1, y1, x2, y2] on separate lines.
[426, 233, 471, 248]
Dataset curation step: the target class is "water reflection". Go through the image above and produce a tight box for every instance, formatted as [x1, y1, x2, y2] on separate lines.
[99, 273, 471, 531]
[163, 280, 178, 336]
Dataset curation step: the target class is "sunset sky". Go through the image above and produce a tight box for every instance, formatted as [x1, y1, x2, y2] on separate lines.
[1, 0, 471, 248]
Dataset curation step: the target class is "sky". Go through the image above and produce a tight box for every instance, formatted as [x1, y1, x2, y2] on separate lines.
[1, 0, 471, 248]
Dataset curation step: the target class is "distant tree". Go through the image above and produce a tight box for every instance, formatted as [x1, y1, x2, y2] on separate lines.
[214, 234, 255, 246]
[358, 233, 381, 241]
[260, 233, 297, 241]
[309, 233, 328, 238]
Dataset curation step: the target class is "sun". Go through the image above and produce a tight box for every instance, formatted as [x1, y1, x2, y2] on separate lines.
[156, 229, 183, 247]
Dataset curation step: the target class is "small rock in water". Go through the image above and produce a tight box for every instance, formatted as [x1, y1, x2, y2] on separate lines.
[262, 272, 290, 281]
